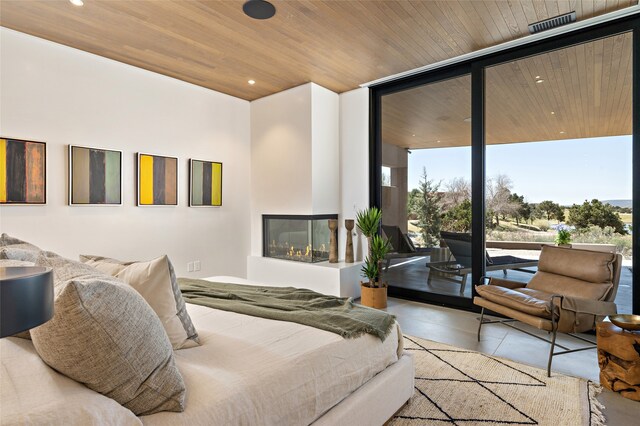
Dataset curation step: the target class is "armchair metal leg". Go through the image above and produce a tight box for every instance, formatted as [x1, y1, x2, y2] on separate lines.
[477, 308, 485, 342]
[547, 326, 557, 377]
[460, 274, 468, 294]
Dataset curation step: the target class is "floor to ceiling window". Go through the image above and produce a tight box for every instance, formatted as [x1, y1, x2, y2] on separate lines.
[371, 16, 638, 313]
[381, 74, 474, 304]
[484, 32, 633, 313]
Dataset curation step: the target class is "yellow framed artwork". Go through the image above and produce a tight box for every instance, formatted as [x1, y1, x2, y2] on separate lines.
[137, 153, 178, 206]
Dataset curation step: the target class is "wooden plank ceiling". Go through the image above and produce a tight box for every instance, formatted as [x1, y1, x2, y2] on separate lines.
[382, 31, 633, 148]
[0, 0, 636, 102]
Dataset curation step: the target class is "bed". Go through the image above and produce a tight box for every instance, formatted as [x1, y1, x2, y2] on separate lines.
[0, 274, 414, 425]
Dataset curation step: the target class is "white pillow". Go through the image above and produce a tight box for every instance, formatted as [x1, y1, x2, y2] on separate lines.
[80, 254, 200, 350]
[32, 251, 186, 415]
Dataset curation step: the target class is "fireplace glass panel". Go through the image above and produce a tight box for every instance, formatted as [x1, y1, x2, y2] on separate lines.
[263, 215, 337, 263]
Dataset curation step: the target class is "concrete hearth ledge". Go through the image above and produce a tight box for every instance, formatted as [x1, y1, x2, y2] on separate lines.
[247, 256, 364, 298]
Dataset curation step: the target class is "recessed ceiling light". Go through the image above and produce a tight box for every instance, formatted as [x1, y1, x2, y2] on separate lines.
[412, 134, 416, 137]
[436, 140, 441, 143]
[69, 0, 84, 6]
[248, 79, 256, 85]
[560, 131, 566, 134]
[463, 117, 471, 123]
[535, 75, 541, 79]
[551, 111, 555, 115]
[536, 79, 545, 84]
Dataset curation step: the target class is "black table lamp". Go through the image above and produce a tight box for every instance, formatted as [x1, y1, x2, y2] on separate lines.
[1, 266, 54, 338]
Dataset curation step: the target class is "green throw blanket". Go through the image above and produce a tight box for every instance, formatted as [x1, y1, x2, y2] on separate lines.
[178, 278, 396, 341]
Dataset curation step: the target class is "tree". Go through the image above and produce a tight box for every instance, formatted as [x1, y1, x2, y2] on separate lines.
[567, 199, 627, 234]
[407, 188, 422, 220]
[442, 177, 471, 211]
[509, 193, 531, 225]
[414, 168, 443, 247]
[441, 199, 472, 232]
[486, 174, 515, 227]
[536, 200, 565, 222]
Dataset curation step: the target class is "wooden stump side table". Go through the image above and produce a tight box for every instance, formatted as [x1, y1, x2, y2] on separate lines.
[596, 321, 640, 401]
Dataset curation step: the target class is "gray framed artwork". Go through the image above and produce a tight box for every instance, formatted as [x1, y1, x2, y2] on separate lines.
[189, 159, 222, 207]
[69, 145, 122, 206]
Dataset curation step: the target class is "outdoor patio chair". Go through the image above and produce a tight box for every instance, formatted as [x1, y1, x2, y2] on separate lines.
[426, 231, 538, 294]
[381, 224, 431, 272]
[475, 245, 622, 376]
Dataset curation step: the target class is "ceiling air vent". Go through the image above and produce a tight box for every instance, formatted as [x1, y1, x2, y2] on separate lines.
[528, 11, 576, 34]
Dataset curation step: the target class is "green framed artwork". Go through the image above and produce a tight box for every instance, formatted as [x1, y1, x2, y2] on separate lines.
[189, 159, 222, 207]
[69, 145, 122, 206]
[137, 153, 178, 206]
[0, 137, 46, 205]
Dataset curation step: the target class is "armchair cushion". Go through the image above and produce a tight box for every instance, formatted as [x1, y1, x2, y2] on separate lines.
[527, 271, 613, 301]
[538, 246, 616, 283]
[475, 285, 553, 318]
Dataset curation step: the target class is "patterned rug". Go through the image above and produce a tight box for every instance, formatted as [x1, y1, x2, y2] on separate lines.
[390, 335, 605, 426]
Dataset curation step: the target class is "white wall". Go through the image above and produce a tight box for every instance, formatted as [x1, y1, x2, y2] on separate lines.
[339, 88, 370, 261]
[311, 84, 340, 214]
[0, 29, 251, 278]
[250, 83, 339, 256]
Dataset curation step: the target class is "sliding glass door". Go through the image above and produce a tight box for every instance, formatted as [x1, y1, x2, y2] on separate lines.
[380, 74, 474, 306]
[484, 32, 634, 313]
[371, 16, 639, 313]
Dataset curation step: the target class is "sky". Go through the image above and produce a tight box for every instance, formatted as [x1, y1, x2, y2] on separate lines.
[406, 135, 632, 206]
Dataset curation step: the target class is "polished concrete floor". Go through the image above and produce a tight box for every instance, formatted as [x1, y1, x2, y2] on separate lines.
[384, 254, 634, 314]
[383, 297, 640, 425]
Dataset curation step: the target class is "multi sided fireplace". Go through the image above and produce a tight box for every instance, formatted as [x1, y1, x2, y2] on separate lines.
[263, 214, 337, 263]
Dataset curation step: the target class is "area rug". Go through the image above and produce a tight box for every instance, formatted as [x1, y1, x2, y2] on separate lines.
[390, 335, 605, 426]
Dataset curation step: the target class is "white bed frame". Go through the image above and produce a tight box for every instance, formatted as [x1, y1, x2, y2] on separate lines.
[312, 353, 414, 425]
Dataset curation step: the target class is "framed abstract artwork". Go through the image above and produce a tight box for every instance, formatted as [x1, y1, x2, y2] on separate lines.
[189, 159, 222, 207]
[0, 137, 46, 205]
[137, 153, 178, 206]
[69, 145, 122, 206]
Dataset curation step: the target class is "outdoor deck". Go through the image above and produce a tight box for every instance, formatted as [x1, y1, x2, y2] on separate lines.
[384, 249, 633, 314]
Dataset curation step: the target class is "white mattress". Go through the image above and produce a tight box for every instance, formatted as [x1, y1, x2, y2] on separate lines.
[142, 276, 403, 425]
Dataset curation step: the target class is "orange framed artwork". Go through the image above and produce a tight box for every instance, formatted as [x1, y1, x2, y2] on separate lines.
[0, 137, 46, 205]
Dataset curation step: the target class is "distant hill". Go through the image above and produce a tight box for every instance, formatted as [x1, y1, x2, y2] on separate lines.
[602, 199, 632, 208]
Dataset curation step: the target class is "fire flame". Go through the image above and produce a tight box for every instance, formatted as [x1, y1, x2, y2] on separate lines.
[289, 246, 294, 257]
[305, 244, 311, 257]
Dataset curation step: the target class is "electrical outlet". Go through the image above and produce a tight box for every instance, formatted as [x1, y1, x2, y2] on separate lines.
[187, 262, 194, 272]
[194, 260, 201, 272]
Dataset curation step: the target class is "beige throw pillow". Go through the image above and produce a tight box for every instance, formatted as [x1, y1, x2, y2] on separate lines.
[32, 251, 186, 415]
[0, 233, 41, 262]
[80, 254, 200, 350]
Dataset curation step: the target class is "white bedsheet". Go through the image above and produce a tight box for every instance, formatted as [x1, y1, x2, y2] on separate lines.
[0, 338, 141, 426]
[142, 277, 402, 426]
[0, 276, 402, 426]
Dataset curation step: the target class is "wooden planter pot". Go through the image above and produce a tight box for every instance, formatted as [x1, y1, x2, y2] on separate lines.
[360, 282, 387, 309]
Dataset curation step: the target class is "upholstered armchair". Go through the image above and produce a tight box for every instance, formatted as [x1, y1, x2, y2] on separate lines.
[474, 245, 622, 376]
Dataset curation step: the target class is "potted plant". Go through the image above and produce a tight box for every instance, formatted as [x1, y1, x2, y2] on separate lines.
[356, 207, 382, 254]
[555, 224, 572, 248]
[356, 207, 391, 309]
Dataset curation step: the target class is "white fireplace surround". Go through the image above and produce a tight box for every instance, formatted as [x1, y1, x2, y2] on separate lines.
[247, 256, 363, 298]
